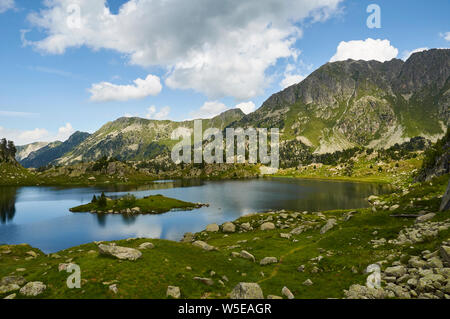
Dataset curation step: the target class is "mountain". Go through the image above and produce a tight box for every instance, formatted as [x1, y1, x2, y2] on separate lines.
[235, 49, 449, 153]
[55, 109, 244, 165]
[24, 49, 450, 166]
[16, 142, 50, 161]
[20, 131, 91, 168]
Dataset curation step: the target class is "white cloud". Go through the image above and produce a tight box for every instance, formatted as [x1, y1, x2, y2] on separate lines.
[89, 74, 162, 102]
[189, 100, 257, 119]
[0, 0, 14, 13]
[235, 102, 256, 115]
[330, 38, 399, 63]
[0, 123, 76, 145]
[401, 47, 429, 61]
[145, 106, 171, 120]
[56, 122, 75, 141]
[440, 32, 450, 42]
[281, 74, 306, 89]
[26, 0, 342, 100]
[190, 101, 229, 119]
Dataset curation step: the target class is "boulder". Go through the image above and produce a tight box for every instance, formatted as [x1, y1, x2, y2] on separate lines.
[166, 286, 181, 299]
[320, 219, 337, 234]
[98, 244, 142, 261]
[192, 241, 217, 251]
[440, 245, 450, 266]
[389, 204, 400, 211]
[440, 181, 450, 211]
[415, 213, 436, 224]
[0, 284, 20, 294]
[205, 224, 219, 232]
[240, 223, 252, 231]
[193, 277, 214, 286]
[19, 282, 46, 297]
[0, 276, 26, 286]
[281, 286, 294, 299]
[230, 283, 264, 299]
[181, 232, 194, 243]
[303, 279, 313, 286]
[138, 242, 155, 250]
[384, 266, 406, 278]
[240, 250, 255, 262]
[260, 222, 275, 231]
[222, 222, 236, 233]
[260, 257, 278, 266]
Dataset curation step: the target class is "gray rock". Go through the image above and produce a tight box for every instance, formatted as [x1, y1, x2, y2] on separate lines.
[281, 286, 294, 299]
[138, 242, 155, 250]
[166, 286, 181, 299]
[192, 241, 217, 251]
[109, 284, 118, 294]
[240, 250, 255, 262]
[440, 245, 450, 266]
[415, 213, 436, 224]
[98, 244, 142, 261]
[3, 293, 16, 299]
[428, 256, 444, 268]
[260, 257, 278, 266]
[440, 180, 450, 212]
[0, 275, 26, 286]
[260, 222, 275, 230]
[193, 277, 214, 286]
[385, 266, 407, 278]
[303, 279, 313, 286]
[19, 282, 46, 296]
[181, 232, 194, 243]
[320, 219, 337, 234]
[240, 222, 252, 231]
[230, 283, 264, 299]
[206, 224, 219, 232]
[222, 222, 236, 233]
[267, 295, 283, 299]
[0, 284, 20, 294]
[389, 204, 400, 211]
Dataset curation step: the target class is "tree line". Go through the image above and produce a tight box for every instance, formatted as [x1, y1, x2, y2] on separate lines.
[0, 138, 17, 162]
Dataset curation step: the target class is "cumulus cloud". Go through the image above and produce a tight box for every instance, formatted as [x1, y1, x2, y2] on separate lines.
[0, 0, 14, 13]
[281, 74, 306, 89]
[145, 106, 171, 120]
[89, 75, 162, 102]
[0, 123, 76, 145]
[330, 38, 399, 62]
[235, 102, 256, 115]
[56, 122, 75, 141]
[440, 32, 450, 42]
[190, 101, 229, 119]
[401, 47, 429, 61]
[26, 0, 342, 99]
[189, 100, 257, 119]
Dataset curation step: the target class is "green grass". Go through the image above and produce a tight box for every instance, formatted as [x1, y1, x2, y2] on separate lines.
[1, 175, 448, 299]
[69, 194, 201, 214]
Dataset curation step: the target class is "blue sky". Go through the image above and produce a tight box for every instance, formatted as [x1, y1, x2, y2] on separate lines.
[0, 0, 449, 145]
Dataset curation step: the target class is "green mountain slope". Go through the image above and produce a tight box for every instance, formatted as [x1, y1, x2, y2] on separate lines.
[235, 49, 449, 153]
[20, 131, 91, 168]
[56, 109, 244, 165]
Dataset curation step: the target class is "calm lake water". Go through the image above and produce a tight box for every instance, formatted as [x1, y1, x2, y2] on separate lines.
[0, 178, 391, 253]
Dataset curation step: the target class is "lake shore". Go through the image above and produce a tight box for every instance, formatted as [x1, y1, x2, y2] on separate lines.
[1, 174, 448, 299]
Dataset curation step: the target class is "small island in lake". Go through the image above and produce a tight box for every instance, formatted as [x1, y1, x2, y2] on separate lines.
[69, 193, 208, 215]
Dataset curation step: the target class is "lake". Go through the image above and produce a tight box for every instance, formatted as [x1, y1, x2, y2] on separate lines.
[0, 178, 391, 253]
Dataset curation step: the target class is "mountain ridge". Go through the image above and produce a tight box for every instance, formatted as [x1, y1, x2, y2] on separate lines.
[14, 49, 450, 167]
